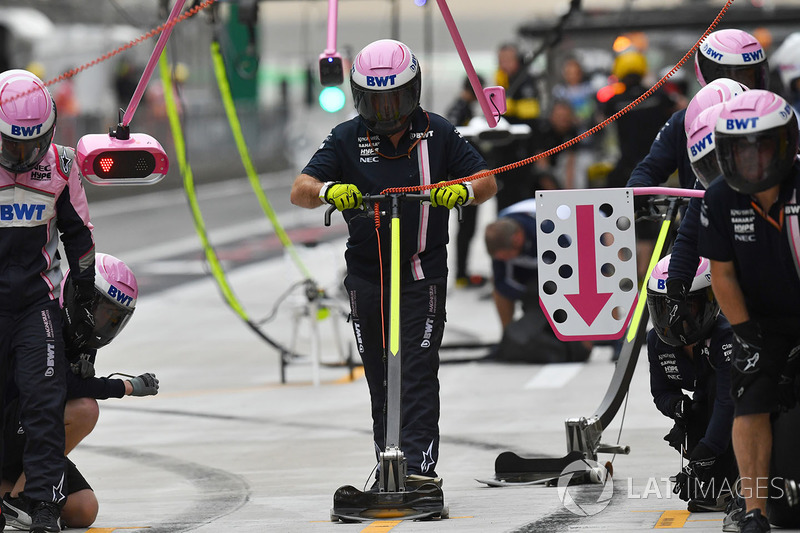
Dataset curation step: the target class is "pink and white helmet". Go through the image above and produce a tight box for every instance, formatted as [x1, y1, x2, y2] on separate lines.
[715, 90, 799, 194]
[62, 253, 139, 349]
[684, 78, 748, 134]
[0, 69, 57, 173]
[686, 103, 725, 188]
[646, 254, 718, 347]
[695, 29, 769, 89]
[772, 32, 800, 96]
[350, 39, 421, 136]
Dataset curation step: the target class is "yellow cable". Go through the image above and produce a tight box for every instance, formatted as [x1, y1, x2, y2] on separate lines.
[159, 50, 250, 321]
[626, 219, 671, 343]
[209, 41, 313, 280]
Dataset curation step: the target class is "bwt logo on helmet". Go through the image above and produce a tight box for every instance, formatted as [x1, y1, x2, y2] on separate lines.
[366, 74, 398, 87]
[11, 124, 43, 137]
[107, 285, 134, 307]
[690, 133, 713, 157]
[702, 43, 724, 61]
[742, 49, 764, 63]
[726, 117, 759, 130]
[0, 203, 46, 221]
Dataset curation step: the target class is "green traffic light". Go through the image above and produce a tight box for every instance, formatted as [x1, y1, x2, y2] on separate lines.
[319, 86, 346, 113]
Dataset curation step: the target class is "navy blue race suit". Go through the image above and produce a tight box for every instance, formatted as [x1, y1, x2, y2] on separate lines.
[302, 107, 487, 476]
[626, 109, 696, 190]
[698, 162, 800, 415]
[647, 317, 738, 497]
[647, 317, 735, 456]
[491, 200, 539, 304]
[0, 144, 95, 506]
[668, 180, 708, 287]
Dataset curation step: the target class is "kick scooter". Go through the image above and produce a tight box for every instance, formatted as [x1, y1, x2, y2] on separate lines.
[325, 192, 453, 521]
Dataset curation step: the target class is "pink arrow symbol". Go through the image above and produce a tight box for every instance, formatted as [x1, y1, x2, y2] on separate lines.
[565, 204, 613, 326]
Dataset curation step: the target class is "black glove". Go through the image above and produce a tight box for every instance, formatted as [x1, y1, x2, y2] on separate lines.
[672, 468, 694, 501]
[68, 279, 96, 352]
[129, 373, 159, 396]
[673, 442, 718, 501]
[687, 442, 717, 484]
[663, 422, 687, 455]
[664, 278, 692, 341]
[633, 195, 650, 214]
[730, 321, 764, 400]
[668, 394, 692, 426]
[70, 352, 96, 379]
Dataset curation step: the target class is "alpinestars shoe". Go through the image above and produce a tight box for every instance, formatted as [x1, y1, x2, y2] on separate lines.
[738, 508, 771, 533]
[29, 500, 60, 533]
[2, 492, 32, 530]
[723, 494, 745, 532]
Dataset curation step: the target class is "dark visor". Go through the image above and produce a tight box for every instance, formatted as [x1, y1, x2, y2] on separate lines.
[0, 127, 54, 173]
[691, 151, 722, 189]
[698, 56, 769, 89]
[352, 79, 420, 135]
[86, 291, 134, 349]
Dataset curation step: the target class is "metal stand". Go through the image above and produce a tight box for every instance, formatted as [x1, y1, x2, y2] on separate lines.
[490, 197, 685, 484]
[281, 282, 354, 385]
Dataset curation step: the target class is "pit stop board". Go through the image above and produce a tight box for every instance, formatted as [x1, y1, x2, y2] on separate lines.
[537, 188, 638, 341]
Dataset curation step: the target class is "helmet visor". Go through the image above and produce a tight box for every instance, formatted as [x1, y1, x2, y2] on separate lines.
[691, 151, 722, 189]
[716, 130, 794, 194]
[352, 78, 420, 135]
[86, 292, 134, 349]
[698, 55, 769, 89]
[0, 127, 54, 173]
[648, 288, 718, 346]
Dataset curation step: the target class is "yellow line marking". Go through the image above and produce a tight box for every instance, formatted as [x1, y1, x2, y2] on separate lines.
[654, 510, 690, 528]
[361, 519, 403, 531]
[333, 365, 365, 384]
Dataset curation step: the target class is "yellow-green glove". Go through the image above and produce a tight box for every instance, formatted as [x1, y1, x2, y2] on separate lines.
[321, 182, 363, 211]
[430, 181, 474, 209]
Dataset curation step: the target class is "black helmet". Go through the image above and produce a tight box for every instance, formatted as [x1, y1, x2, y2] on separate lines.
[646, 254, 719, 347]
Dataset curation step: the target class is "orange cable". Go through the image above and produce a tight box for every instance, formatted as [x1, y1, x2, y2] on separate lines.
[381, 0, 735, 197]
[1, 0, 216, 107]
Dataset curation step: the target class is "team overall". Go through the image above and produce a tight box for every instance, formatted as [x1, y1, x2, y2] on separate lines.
[698, 163, 800, 415]
[302, 107, 487, 475]
[0, 144, 95, 506]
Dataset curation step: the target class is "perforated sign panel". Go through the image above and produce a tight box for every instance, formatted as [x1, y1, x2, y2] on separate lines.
[537, 188, 638, 341]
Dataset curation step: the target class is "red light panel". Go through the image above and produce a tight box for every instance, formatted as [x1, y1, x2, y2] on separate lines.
[98, 157, 114, 174]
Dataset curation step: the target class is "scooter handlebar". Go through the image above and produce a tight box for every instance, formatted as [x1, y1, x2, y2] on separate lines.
[323, 193, 463, 226]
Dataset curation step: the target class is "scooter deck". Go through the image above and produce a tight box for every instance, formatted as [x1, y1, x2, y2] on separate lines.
[331, 483, 447, 522]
